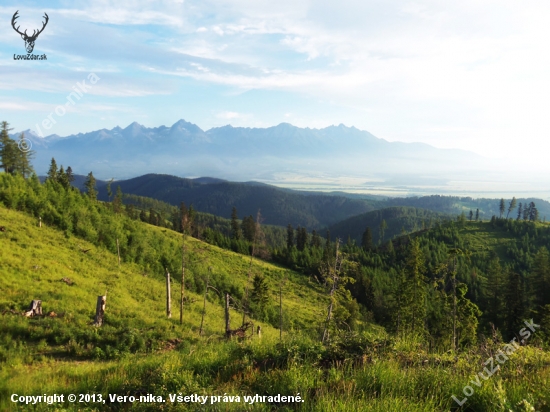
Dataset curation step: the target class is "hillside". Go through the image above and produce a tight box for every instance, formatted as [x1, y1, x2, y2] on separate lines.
[2, 172, 550, 411]
[96, 173, 379, 228]
[326, 206, 447, 244]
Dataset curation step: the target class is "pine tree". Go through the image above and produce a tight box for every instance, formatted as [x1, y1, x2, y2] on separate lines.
[14, 133, 34, 177]
[379, 219, 387, 244]
[499, 198, 505, 218]
[361, 227, 373, 251]
[242, 215, 256, 242]
[505, 269, 525, 338]
[517, 202, 523, 221]
[286, 224, 295, 250]
[469, 210, 473, 221]
[47, 158, 58, 182]
[113, 186, 123, 214]
[230, 207, 241, 240]
[475, 208, 479, 221]
[0, 122, 17, 174]
[250, 274, 270, 312]
[402, 238, 427, 335]
[507, 197, 517, 219]
[66, 166, 75, 185]
[311, 230, 322, 249]
[532, 247, 550, 308]
[296, 227, 308, 251]
[84, 172, 97, 200]
[58, 166, 70, 189]
[485, 258, 504, 331]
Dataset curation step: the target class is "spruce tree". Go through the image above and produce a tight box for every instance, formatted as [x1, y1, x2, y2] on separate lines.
[14, 132, 34, 177]
[402, 238, 427, 335]
[296, 226, 308, 251]
[485, 258, 504, 331]
[532, 247, 550, 308]
[113, 186, 123, 214]
[361, 227, 373, 251]
[286, 224, 294, 250]
[47, 158, 58, 182]
[499, 198, 505, 218]
[517, 203, 523, 221]
[58, 166, 70, 189]
[66, 166, 75, 185]
[475, 208, 479, 221]
[469, 210, 473, 221]
[230, 207, 241, 240]
[84, 171, 97, 200]
[507, 197, 517, 219]
[505, 269, 525, 338]
[0, 122, 17, 174]
[250, 274, 270, 313]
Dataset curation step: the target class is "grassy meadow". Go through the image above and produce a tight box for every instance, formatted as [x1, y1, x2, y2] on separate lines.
[2, 202, 550, 411]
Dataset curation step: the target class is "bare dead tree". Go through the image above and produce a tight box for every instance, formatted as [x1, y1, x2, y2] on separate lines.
[94, 294, 107, 326]
[242, 210, 262, 326]
[166, 268, 172, 318]
[322, 239, 342, 344]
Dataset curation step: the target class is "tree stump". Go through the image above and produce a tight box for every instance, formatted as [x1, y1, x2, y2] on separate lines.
[94, 295, 106, 326]
[257, 325, 262, 339]
[24, 300, 42, 317]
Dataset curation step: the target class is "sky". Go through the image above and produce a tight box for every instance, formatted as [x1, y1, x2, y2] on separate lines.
[1, 0, 550, 166]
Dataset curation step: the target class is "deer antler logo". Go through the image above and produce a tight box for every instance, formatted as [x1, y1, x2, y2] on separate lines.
[11, 11, 49, 54]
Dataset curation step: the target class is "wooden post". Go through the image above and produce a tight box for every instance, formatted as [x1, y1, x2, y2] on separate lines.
[38, 216, 42, 228]
[180, 240, 185, 325]
[199, 276, 209, 336]
[257, 325, 262, 339]
[225, 293, 231, 338]
[94, 295, 106, 326]
[116, 238, 121, 266]
[279, 283, 283, 341]
[166, 269, 172, 318]
[24, 300, 42, 317]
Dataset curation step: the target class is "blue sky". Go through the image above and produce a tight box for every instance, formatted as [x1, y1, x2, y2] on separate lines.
[1, 0, 550, 168]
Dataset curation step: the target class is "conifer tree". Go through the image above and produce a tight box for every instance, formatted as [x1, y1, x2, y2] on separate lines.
[361, 227, 373, 251]
[311, 230, 322, 249]
[379, 219, 387, 244]
[296, 226, 308, 251]
[46, 158, 58, 182]
[242, 215, 255, 242]
[14, 132, 34, 177]
[485, 257, 504, 331]
[532, 247, 550, 308]
[286, 224, 295, 250]
[517, 202, 523, 221]
[230, 206, 241, 240]
[402, 238, 427, 335]
[469, 210, 473, 221]
[499, 198, 505, 218]
[0, 121, 17, 174]
[84, 171, 97, 200]
[250, 274, 270, 313]
[505, 269, 525, 338]
[507, 197, 517, 219]
[66, 166, 74, 185]
[57, 166, 70, 189]
[475, 208, 479, 221]
[113, 186, 123, 214]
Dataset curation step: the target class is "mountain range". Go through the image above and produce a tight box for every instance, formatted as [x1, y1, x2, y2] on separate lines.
[13, 119, 490, 183]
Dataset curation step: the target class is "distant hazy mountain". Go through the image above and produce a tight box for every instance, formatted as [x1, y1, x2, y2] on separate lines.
[13, 119, 487, 182]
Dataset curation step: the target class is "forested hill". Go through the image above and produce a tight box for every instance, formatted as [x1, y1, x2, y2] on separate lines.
[326, 206, 447, 245]
[95, 173, 379, 228]
[383, 195, 550, 222]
